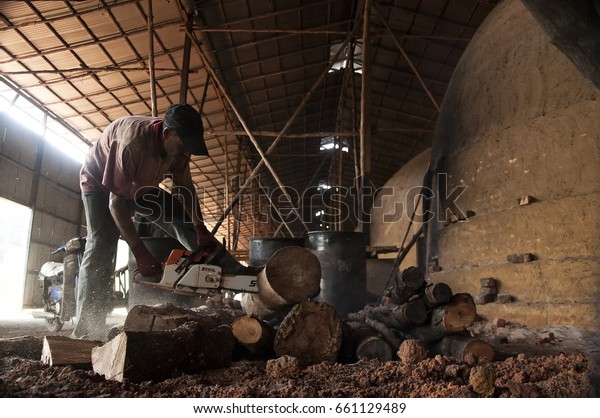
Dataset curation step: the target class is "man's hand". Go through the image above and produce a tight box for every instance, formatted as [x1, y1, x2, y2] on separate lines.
[131, 241, 163, 278]
[194, 223, 218, 254]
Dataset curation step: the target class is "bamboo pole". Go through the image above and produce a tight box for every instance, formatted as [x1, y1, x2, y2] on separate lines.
[372, 4, 441, 113]
[183, 12, 350, 234]
[358, 0, 372, 234]
[210, 78, 296, 238]
[0, 67, 189, 75]
[179, 14, 193, 104]
[194, 29, 356, 234]
[147, 0, 157, 116]
[197, 28, 349, 35]
[205, 130, 358, 138]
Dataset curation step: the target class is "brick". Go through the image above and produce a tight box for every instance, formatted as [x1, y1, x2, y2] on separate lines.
[475, 293, 496, 304]
[507, 253, 535, 263]
[480, 277, 496, 287]
[480, 285, 498, 296]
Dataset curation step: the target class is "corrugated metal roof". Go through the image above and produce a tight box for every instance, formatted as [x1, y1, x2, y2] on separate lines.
[0, 0, 499, 254]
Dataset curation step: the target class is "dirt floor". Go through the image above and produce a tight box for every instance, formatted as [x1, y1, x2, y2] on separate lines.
[0, 308, 598, 398]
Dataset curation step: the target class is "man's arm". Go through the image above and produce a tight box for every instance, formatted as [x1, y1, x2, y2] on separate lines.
[108, 192, 139, 247]
[109, 192, 162, 277]
[172, 166, 216, 250]
[172, 167, 203, 228]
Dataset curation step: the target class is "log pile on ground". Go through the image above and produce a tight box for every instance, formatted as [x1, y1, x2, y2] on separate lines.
[35, 264, 493, 384]
[344, 266, 493, 363]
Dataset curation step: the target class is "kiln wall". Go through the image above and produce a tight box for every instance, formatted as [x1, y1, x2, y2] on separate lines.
[426, 0, 600, 330]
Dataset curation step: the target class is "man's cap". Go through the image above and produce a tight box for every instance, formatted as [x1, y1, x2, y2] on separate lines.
[163, 103, 208, 156]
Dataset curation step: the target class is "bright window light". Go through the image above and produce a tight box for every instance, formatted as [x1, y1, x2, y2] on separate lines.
[320, 136, 350, 153]
[329, 40, 363, 74]
[0, 79, 88, 164]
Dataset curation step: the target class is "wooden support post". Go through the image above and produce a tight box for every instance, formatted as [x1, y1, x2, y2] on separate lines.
[359, 0, 372, 236]
[178, 13, 193, 104]
[147, 0, 157, 116]
[372, 3, 441, 112]
[186, 19, 356, 234]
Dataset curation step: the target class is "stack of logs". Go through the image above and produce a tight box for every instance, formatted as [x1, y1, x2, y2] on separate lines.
[340, 266, 494, 364]
[40, 258, 493, 383]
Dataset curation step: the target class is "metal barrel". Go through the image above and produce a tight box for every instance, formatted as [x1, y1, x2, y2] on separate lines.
[127, 237, 203, 309]
[306, 231, 368, 318]
[248, 237, 305, 267]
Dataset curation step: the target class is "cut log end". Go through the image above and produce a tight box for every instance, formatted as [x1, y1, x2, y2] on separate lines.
[425, 282, 452, 307]
[231, 316, 264, 344]
[441, 293, 477, 333]
[263, 247, 321, 302]
[356, 336, 394, 362]
[434, 335, 495, 362]
[231, 315, 275, 355]
[274, 301, 343, 366]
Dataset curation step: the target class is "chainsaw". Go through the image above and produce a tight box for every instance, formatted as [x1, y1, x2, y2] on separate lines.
[132, 240, 262, 298]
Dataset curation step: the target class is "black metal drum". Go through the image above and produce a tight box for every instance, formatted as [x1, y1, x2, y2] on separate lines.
[248, 237, 305, 267]
[307, 231, 368, 318]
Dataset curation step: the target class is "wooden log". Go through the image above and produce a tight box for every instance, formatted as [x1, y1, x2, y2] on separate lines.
[240, 292, 277, 319]
[423, 282, 452, 309]
[431, 293, 476, 333]
[392, 299, 428, 327]
[387, 266, 424, 304]
[0, 336, 43, 360]
[338, 321, 374, 363]
[41, 336, 101, 368]
[356, 335, 394, 362]
[91, 321, 235, 383]
[123, 303, 238, 332]
[241, 247, 321, 317]
[407, 293, 477, 343]
[364, 317, 402, 348]
[231, 315, 275, 355]
[274, 301, 342, 366]
[339, 320, 395, 363]
[369, 299, 427, 329]
[432, 335, 494, 362]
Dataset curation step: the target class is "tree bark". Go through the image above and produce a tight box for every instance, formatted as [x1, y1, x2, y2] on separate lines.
[407, 293, 477, 343]
[430, 293, 476, 333]
[432, 335, 495, 362]
[356, 335, 394, 362]
[242, 247, 321, 317]
[123, 303, 239, 332]
[386, 266, 425, 304]
[92, 321, 234, 383]
[274, 301, 343, 366]
[423, 282, 452, 309]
